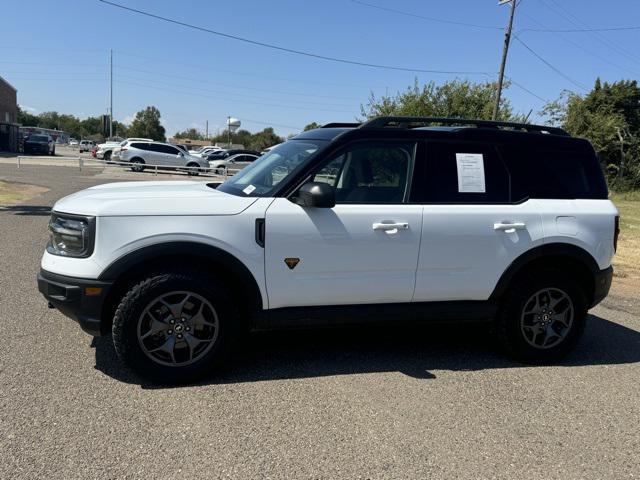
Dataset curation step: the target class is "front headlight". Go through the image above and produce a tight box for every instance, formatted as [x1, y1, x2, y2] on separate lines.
[47, 213, 95, 258]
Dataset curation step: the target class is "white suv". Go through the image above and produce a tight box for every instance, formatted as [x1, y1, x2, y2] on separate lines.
[38, 117, 618, 383]
[119, 141, 209, 175]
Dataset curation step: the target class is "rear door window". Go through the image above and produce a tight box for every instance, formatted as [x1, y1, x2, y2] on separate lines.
[412, 141, 509, 203]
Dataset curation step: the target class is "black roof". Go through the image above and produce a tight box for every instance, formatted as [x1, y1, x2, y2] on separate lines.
[294, 116, 575, 146]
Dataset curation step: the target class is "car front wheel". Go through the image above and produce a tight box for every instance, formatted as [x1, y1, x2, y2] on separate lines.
[496, 268, 587, 363]
[112, 270, 238, 383]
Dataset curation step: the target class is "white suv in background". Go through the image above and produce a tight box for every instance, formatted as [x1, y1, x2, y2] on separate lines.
[38, 117, 618, 384]
[119, 141, 209, 175]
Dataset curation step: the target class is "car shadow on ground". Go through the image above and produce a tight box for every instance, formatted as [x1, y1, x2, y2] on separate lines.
[91, 314, 640, 389]
[0, 205, 51, 216]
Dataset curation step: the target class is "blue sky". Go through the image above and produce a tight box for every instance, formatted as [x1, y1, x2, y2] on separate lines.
[3, 0, 639, 137]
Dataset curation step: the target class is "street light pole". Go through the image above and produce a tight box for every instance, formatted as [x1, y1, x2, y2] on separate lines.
[109, 49, 113, 139]
[492, 0, 517, 121]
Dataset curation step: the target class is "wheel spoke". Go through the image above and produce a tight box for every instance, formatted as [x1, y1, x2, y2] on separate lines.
[148, 336, 177, 363]
[184, 333, 210, 361]
[140, 318, 168, 340]
[191, 302, 217, 327]
[524, 294, 541, 314]
[161, 294, 190, 319]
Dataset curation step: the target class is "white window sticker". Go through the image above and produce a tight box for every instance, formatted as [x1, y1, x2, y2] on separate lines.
[456, 153, 486, 193]
[242, 184, 256, 195]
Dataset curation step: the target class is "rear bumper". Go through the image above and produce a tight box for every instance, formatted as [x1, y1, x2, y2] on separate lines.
[37, 269, 112, 336]
[591, 266, 613, 307]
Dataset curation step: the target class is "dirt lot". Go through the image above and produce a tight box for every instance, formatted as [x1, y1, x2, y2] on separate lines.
[1, 163, 639, 480]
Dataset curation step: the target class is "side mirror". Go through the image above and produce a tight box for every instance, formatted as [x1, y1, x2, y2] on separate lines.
[178, 152, 184, 157]
[292, 182, 335, 208]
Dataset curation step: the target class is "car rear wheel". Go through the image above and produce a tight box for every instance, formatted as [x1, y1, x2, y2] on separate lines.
[130, 158, 145, 172]
[496, 268, 587, 363]
[104, 151, 111, 162]
[112, 270, 238, 383]
[186, 162, 200, 176]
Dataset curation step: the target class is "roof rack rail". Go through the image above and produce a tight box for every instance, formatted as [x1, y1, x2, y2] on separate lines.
[359, 116, 569, 136]
[321, 122, 361, 128]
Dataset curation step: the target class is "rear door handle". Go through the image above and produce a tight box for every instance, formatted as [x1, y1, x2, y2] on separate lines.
[494, 222, 526, 233]
[373, 222, 409, 231]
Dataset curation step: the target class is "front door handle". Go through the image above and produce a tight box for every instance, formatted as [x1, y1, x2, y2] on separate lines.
[494, 221, 526, 233]
[373, 222, 409, 232]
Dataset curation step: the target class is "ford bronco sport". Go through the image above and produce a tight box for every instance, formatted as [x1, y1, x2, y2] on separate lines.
[38, 117, 618, 383]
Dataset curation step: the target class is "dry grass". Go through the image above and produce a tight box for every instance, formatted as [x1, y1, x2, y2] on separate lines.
[0, 180, 49, 206]
[610, 192, 640, 284]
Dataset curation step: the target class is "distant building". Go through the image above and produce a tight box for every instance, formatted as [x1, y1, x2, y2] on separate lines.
[20, 126, 70, 144]
[0, 75, 19, 152]
[168, 138, 212, 149]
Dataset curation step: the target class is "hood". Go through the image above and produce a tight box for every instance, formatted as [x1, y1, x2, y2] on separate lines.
[53, 180, 257, 217]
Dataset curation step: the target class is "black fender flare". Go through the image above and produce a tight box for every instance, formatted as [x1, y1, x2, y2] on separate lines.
[99, 241, 263, 312]
[489, 243, 600, 303]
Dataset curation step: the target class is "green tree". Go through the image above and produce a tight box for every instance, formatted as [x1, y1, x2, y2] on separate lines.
[17, 106, 39, 126]
[361, 78, 523, 122]
[127, 106, 166, 141]
[174, 128, 204, 140]
[303, 122, 321, 131]
[542, 79, 640, 189]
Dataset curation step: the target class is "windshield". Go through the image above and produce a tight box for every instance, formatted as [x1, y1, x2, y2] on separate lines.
[217, 139, 327, 197]
[28, 135, 48, 142]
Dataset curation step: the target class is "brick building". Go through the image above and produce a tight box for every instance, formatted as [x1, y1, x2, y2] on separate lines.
[0, 75, 19, 152]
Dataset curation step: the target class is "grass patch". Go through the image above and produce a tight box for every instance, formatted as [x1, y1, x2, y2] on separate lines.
[0, 180, 49, 206]
[610, 192, 640, 279]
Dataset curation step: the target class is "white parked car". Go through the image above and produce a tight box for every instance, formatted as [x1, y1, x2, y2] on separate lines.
[95, 141, 121, 161]
[118, 140, 209, 175]
[209, 153, 259, 174]
[191, 146, 224, 158]
[38, 116, 617, 384]
[79, 140, 95, 153]
[68, 139, 78, 146]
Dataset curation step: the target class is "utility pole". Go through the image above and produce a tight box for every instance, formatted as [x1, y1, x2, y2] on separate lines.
[227, 116, 231, 148]
[205, 120, 209, 139]
[492, 0, 517, 121]
[109, 49, 113, 139]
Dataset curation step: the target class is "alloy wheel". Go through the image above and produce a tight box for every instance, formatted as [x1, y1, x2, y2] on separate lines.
[520, 287, 574, 349]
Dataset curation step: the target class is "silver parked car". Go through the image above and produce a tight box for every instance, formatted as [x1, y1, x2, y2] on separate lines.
[209, 153, 259, 175]
[119, 141, 209, 175]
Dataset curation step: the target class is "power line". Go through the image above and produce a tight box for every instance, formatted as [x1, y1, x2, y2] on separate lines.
[350, 0, 502, 30]
[506, 77, 548, 102]
[538, 0, 640, 65]
[522, 25, 640, 32]
[98, 0, 492, 75]
[114, 79, 356, 114]
[519, 12, 640, 77]
[512, 35, 587, 90]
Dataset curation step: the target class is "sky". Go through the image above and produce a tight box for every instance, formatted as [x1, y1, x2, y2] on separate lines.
[2, 0, 640, 138]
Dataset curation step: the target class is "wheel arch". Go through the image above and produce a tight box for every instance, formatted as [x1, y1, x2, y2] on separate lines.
[490, 243, 600, 305]
[99, 241, 264, 331]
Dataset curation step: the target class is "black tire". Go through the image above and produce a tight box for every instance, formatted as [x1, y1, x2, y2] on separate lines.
[112, 270, 239, 383]
[130, 158, 145, 172]
[186, 162, 200, 176]
[104, 151, 111, 162]
[50, 147, 55, 156]
[496, 268, 587, 363]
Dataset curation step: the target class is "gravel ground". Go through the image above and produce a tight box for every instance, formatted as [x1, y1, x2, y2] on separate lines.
[1, 163, 639, 479]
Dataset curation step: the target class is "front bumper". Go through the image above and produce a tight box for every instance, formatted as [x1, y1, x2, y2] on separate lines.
[37, 269, 113, 336]
[591, 266, 613, 307]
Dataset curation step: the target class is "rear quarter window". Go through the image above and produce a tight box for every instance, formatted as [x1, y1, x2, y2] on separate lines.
[501, 143, 608, 201]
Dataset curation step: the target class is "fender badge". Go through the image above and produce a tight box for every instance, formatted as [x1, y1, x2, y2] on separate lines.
[284, 258, 300, 270]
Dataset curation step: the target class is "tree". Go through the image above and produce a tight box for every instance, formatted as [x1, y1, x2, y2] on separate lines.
[542, 79, 640, 189]
[303, 122, 321, 131]
[17, 106, 39, 126]
[127, 106, 166, 141]
[361, 78, 524, 122]
[174, 128, 204, 140]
